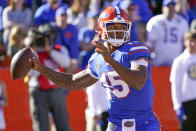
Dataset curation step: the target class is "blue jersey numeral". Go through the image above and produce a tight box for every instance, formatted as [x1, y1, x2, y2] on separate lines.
[164, 27, 178, 43]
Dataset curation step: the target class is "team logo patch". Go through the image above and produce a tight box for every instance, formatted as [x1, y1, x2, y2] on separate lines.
[124, 121, 134, 127]
[64, 32, 72, 38]
[188, 64, 196, 79]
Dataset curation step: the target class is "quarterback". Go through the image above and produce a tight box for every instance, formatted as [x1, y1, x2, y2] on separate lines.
[30, 6, 160, 131]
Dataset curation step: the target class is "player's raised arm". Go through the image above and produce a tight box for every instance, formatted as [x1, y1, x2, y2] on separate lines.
[30, 57, 98, 90]
[94, 41, 148, 90]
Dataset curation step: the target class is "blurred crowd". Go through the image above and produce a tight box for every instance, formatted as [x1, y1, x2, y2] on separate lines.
[0, 0, 195, 69]
[0, 0, 196, 131]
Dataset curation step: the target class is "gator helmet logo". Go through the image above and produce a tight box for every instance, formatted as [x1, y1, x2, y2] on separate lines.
[99, 12, 109, 19]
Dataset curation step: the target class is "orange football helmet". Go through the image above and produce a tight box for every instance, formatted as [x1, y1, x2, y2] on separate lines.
[98, 6, 131, 47]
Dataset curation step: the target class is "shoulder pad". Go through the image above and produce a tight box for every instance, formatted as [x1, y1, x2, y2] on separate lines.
[122, 41, 146, 53]
[89, 53, 99, 62]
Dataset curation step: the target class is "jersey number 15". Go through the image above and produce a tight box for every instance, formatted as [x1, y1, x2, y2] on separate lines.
[101, 71, 131, 99]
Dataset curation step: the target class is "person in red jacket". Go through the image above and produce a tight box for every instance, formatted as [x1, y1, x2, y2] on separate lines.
[25, 29, 71, 131]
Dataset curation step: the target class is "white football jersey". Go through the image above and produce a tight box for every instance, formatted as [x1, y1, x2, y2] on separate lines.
[146, 14, 189, 66]
[85, 81, 108, 117]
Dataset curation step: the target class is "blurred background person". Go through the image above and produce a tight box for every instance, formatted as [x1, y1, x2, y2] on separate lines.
[126, 2, 140, 42]
[145, 0, 189, 66]
[174, 0, 196, 25]
[25, 30, 71, 131]
[78, 13, 109, 131]
[34, 0, 68, 26]
[170, 31, 196, 131]
[0, 36, 11, 68]
[78, 12, 97, 70]
[120, 1, 140, 42]
[2, 0, 32, 46]
[54, 6, 79, 73]
[38, 23, 71, 131]
[0, 80, 8, 131]
[131, 0, 152, 24]
[67, 0, 90, 31]
[85, 81, 108, 131]
[7, 25, 26, 57]
[121, 0, 152, 42]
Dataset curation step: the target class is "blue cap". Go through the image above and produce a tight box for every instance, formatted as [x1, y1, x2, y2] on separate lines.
[162, 0, 176, 7]
[56, 6, 68, 16]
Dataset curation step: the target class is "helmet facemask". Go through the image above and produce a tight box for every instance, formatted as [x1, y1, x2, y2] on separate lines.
[99, 18, 131, 47]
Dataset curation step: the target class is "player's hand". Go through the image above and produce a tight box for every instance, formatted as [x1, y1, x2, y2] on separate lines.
[176, 107, 187, 123]
[29, 56, 43, 72]
[93, 40, 113, 63]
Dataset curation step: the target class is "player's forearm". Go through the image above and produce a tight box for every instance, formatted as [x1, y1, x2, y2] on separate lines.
[107, 59, 147, 90]
[36, 64, 97, 90]
[37, 64, 74, 90]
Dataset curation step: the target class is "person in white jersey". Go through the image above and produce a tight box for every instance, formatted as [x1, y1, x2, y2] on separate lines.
[0, 80, 8, 131]
[170, 31, 196, 131]
[85, 80, 109, 131]
[145, 0, 189, 66]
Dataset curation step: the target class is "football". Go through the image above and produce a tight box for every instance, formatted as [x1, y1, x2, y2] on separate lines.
[10, 48, 34, 80]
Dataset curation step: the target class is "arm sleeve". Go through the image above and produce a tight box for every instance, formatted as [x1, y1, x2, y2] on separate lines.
[170, 59, 183, 110]
[50, 46, 71, 68]
[86, 54, 99, 79]
[131, 59, 148, 69]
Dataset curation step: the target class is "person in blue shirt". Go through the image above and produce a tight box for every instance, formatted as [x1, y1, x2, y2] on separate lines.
[54, 6, 79, 73]
[78, 13, 110, 131]
[30, 6, 161, 131]
[0, 0, 8, 33]
[34, 0, 68, 26]
[78, 13, 98, 70]
[120, 1, 140, 42]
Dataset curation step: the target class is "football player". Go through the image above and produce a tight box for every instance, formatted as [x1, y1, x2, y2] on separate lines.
[30, 6, 160, 131]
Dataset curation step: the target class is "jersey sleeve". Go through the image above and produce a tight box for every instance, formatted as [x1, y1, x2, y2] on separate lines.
[86, 53, 99, 79]
[128, 43, 151, 62]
